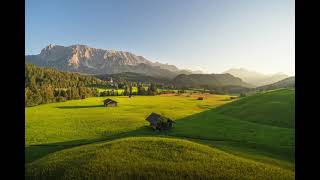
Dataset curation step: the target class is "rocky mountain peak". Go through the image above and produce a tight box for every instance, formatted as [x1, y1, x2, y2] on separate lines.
[26, 44, 201, 78]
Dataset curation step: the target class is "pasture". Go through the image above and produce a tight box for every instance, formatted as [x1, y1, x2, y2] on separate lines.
[26, 93, 231, 145]
[25, 89, 295, 179]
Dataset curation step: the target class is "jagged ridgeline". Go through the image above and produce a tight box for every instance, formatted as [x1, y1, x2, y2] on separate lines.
[25, 44, 199, 79]
[25, 63, 106, 106]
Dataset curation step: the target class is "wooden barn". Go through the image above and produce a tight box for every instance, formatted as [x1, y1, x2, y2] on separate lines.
[103, 98, 118, 107]
[197, 97, 204, 100]
[146, 112, 175, 131]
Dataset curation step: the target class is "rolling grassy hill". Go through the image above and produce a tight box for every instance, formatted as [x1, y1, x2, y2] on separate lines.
[215, 88, 295, 128]
[26, 137, 294, 180]
[25, 89, 295, 179]
[166, 89, 294, 164]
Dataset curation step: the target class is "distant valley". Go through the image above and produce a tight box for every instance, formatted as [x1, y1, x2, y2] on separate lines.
[224, 68, 289, 87]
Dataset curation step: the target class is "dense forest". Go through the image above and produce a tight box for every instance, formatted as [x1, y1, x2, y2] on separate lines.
[25, 64, 108, 106]
[25, 64, 160, 106]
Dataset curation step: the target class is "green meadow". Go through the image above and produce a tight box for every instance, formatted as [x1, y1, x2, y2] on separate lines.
[25, 89, 295, 179]
[26, 94, 231, 145]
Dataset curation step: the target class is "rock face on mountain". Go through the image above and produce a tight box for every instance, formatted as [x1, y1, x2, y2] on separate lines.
[224, 68, 289, 87]
[172, 73, 253, 91]
[25, 44, 197, 79]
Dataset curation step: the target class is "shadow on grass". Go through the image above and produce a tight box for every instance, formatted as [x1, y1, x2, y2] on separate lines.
[25, 125, 188, 164]
[56, 105, 105, 109]
[26, 126, 153, 164]
[26, 106, 295, 167]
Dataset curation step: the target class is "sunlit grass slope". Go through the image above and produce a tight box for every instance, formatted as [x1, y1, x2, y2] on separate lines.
[215, 88, 295, 128]
[26, 137, 294, 180]
[167, 89, 295, 162]
[26, 94, 231, 145]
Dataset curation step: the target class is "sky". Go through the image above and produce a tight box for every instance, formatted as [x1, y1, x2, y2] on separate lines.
[25, 0, 295, 75]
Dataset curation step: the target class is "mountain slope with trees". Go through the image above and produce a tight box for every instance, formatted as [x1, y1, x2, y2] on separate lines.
[25, 63, 105, 106]
[172, 73, 253, 93]
[256, 77, 295, 91]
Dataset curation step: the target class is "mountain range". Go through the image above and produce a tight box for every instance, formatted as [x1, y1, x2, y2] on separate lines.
[25, 44, 200, 79]
[26, 44, 290, 88]
[224, 68, 289, 87]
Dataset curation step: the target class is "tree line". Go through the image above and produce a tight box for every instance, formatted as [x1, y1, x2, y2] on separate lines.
[25, 64, 159, 106]
[25, 64, 105, 106]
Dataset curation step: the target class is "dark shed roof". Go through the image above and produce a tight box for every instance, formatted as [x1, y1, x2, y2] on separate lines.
[104, 98, 117, 104]
[146, 112, 162, 125]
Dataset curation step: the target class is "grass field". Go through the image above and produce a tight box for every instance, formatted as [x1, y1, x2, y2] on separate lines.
[166, 89, 295, 164]
[25, 89, 295, 179]
[26, 93, 231, 145]
[26, 137, 294, 180]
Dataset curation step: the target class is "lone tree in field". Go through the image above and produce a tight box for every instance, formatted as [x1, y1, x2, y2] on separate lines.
[129, 84, 133, 96]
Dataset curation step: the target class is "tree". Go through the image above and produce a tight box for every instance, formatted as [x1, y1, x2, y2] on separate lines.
[60, 89, 67, 98]
[110, 90, 115, 96]
[71, 87, 80, 99]
[137, 84, 146, 95]
[39, 85, 55, 103]
[146, 83, 157, 95]
[124, 86, 129, 96]
[91, 88, 100, 97]
[56, 96, 66, 102]
[129, 84, 133, 95]
[66, 88, 72, 100]
[25, 87, 43, 106]
[78, 87, 87, 99]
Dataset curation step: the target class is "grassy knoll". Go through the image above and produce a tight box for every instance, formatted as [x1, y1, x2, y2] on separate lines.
[26, 137, 294, 180]
[214, 88, 295, 128]
[165, 89, 295, 164]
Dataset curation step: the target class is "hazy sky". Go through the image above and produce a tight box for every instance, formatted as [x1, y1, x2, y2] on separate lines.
[26, 0, 295, 75]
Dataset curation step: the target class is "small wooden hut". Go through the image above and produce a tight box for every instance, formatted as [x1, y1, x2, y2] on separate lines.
[103, 98, 118, 107]
[146, 112, 175, 131]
